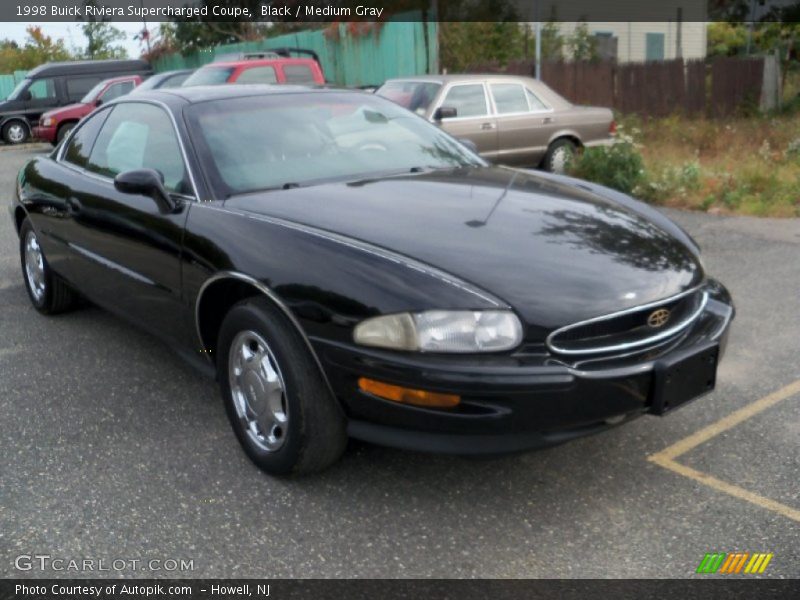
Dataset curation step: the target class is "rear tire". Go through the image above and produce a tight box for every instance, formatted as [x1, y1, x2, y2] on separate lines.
[19, 219, 77, 314]
[543, 138, 577, 174]
[2, 120, 29, 145]
[217, 297, 347, 476]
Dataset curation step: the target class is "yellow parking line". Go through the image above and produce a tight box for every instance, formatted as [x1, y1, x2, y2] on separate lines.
[648, 379, 800, 523]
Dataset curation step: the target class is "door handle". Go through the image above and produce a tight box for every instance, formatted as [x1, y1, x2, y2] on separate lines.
[542, 117, 555, 124]
[66, 196, 83, 214]
[481, 122, 496, 130]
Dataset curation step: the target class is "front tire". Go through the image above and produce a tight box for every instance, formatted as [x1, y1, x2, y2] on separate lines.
[217, 297, 347, 475]
[19, 219, 77, 314]
[2, 120, 29, 145]
[56, 122, 75, 145]
[543, 138, 577, 174]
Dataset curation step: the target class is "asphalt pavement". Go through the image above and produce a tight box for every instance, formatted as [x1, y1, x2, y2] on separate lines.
[0, 144, 798, 578]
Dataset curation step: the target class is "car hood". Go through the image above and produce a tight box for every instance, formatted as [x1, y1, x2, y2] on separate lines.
[43, 102, 92, 120]
[225, 167, 704, 333]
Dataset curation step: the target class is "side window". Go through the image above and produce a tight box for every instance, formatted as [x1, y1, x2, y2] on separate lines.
[86, 103, 189, 194]
[235, 66, 278, 84]
[100, 81, 135, 103]
[440, 84, 488, 118]
[525, 88, 548, 111]
[282, 64, 316, 84]
[28, 78, 56, 100]
[66, 77, 100, 102]
[62, 109, 111, 168]
[490, 84, 530, 114]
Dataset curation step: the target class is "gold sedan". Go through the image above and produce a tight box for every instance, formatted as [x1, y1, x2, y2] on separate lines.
[377, 74, 616, 173]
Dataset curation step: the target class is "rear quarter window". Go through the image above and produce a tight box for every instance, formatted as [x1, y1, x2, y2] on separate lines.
[282, 64, 317, 84]
[235, 66, 278, 84]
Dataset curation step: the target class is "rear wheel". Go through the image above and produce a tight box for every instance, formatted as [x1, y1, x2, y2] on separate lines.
[19, 219, 77, 314]
[2, 120, 29, 145]
[56, 122, 75, 145]
[544, 138, 577, 174]
[217, 297, 347, 475]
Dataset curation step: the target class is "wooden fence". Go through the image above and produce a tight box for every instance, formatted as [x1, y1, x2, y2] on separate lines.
[467, 57, 769, 118]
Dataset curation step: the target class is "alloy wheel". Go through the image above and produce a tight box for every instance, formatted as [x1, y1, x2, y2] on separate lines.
[23, 230, 46, 303]
[228, 330, 289, 452]
[7, 123, 26, 144]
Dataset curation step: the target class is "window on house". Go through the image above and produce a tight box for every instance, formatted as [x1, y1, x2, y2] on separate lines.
[646, 33, 665, 61]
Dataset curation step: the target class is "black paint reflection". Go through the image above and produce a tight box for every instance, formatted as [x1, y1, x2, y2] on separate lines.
[537, 205, 697, 274]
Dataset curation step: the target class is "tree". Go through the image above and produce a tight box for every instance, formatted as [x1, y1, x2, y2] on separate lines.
[81, 22, 128, 59]
[168, 21, 267, 54]
[707, 22, 747, 56]
[539, 21, 564, 60]
[566, 21, 598, 61]
[0, 26, 72, 72]
[439, 22, 528, 72]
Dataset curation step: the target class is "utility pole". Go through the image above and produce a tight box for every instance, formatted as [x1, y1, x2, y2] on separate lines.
[140, 0, 151, 55]
[535, 0, 541, 80]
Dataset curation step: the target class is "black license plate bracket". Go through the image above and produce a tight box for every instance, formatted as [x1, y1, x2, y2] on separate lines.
[650, 341, 719, 415]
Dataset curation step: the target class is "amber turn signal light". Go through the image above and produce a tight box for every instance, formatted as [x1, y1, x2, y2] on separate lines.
[358, 377, 461, 408]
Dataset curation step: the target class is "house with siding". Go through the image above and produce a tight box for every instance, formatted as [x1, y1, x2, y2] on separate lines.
[556, 21, 707, 62]
[521, 0, 708, 63]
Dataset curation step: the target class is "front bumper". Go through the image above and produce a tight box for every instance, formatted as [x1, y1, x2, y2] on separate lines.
[32, 124, 56, 143]
[313, 282, 734, 455]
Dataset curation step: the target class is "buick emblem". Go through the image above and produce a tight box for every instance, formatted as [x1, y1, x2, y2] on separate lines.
[647, 308, 671, 328]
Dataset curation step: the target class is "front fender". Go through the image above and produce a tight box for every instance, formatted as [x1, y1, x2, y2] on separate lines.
[182, 203, 509, 347]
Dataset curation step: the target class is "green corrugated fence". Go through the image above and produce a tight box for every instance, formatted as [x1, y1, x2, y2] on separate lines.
[0, 71, 29, 99]
[0, 15, 438, 96]
[154, 17, 438, 87]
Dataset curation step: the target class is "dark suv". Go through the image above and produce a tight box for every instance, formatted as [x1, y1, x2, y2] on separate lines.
[0, 59, 152, 145]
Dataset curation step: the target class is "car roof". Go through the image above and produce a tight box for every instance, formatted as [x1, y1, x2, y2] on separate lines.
[201, 58, 320, 68]
[98, 74, 142, 85]
[126, 84, 337, 106]
[384, 74, 572, 109]
[27, 59, 151, 78]
[152, 69, 194, 78]
[387, 73, 543, 85]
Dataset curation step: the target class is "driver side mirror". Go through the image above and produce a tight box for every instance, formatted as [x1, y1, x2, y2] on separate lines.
[433, 106, 457, 121]
[95, 98, 103, 107]
[114, 169, 177, 213]
[20, 90, 32, 102]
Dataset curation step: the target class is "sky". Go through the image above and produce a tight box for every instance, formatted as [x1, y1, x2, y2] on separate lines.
[0, 22, 164, 58]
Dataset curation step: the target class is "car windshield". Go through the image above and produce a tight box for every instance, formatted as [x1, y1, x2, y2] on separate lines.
[80, 81, 109, 103]
[7, 78, 31, 100]
[186, 92, 485, 197]
[137, 72, 191, 91]
[376, 81, 441, 116]
[183, 67, 234, 87]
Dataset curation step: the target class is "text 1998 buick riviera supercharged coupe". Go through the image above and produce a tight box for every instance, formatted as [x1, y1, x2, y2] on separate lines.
[11, 86, 734, 475]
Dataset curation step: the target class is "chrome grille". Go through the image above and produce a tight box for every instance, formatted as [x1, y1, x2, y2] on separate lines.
[547, 287, 707, 356]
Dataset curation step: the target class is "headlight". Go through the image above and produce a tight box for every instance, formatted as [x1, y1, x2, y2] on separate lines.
[353, 310, 523, 353]
[41, 117, 55, 127]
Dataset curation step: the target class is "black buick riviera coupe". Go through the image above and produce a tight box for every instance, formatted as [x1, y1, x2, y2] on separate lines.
[11, 86, 734, 475]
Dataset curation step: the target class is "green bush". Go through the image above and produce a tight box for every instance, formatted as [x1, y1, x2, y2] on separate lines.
[637, 160, 702, 203]
[567, 135, 645, 195]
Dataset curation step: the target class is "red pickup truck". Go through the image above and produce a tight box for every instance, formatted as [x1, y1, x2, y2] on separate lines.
[34, 75, 142, 145]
